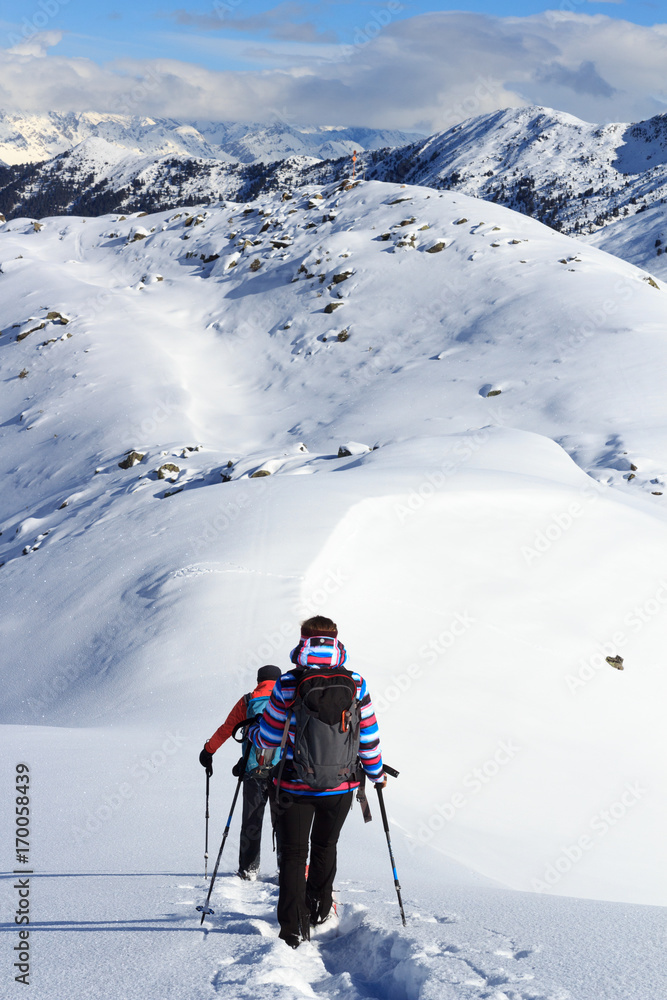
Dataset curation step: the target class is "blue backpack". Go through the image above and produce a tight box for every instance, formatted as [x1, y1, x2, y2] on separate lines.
[243, 693, 280, 777]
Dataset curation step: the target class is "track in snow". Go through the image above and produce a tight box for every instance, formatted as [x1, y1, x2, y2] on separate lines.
[193, 873, 569, 1000]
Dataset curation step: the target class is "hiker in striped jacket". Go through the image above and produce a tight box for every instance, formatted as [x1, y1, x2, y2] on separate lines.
[248, 615, 386, 949]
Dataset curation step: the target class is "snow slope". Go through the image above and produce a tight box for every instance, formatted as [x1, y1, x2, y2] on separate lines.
[1, 179, 667, 997]
[583, 204, 667, 281]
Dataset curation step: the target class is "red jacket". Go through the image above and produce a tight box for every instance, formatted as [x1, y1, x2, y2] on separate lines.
[205, 678, 277, 754]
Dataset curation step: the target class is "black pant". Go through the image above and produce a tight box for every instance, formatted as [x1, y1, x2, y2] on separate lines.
[238, 774, 277, 874]
[275, 790, 352, 939]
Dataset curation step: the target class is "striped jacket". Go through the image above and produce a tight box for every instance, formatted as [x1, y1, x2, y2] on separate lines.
[248, 636, 384, 796]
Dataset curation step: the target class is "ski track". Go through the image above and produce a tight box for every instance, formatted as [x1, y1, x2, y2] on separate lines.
[193, 875, 569, 1000]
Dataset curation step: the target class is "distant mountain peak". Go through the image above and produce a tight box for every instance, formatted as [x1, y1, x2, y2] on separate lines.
[0, 110, 425, 167]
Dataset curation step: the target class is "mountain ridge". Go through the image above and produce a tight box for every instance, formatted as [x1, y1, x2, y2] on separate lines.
[0, 105, 665, 278]
[0, 109, 424, 166]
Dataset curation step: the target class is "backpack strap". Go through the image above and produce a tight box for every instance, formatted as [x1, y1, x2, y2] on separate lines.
[269, 706, 294, 849]
[271, 708, 294, 797]
[269, 668, 305, 801]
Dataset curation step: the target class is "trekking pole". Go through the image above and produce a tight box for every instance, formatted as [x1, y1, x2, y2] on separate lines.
[375, 782, 407, 926]
[204, 772, 210, 880]
[197, 735, 253, 924]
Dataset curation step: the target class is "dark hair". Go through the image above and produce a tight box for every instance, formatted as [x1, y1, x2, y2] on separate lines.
[301, 615, 338, 637]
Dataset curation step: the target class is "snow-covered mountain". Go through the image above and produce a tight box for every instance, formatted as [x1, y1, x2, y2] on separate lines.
[358, 105, 667, 275]
[189, 118, 425, 164]
[362, 106, 667, 229]
[0, 110, 423, 166]
[0, 135, 324, 220]
[2, 179, 667, 998]
[2, 106, 666, 280]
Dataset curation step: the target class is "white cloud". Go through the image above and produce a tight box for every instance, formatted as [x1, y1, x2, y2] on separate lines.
[0, 12, 666, 131]
[7, 29, 63, 58]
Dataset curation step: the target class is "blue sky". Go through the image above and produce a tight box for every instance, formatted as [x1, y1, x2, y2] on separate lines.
[1, 2, 666, 129]
[3, 1, 664, 71]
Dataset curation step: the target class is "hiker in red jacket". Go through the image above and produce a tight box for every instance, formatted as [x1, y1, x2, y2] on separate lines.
[199, 664, 282, 880]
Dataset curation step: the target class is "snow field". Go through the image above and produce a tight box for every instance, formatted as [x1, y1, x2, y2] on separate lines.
[2, 178, 667, 998]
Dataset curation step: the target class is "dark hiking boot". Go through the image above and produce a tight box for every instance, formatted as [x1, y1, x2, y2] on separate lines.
[306, 889, 330, 926]
[237, 867, 259, 881]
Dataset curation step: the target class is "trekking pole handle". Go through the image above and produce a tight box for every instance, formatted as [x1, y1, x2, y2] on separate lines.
[383, 764, 399, 779]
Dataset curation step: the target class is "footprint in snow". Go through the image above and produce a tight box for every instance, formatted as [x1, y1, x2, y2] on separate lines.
[494, 945, 541, 961]
[204, 880, 566, 1000]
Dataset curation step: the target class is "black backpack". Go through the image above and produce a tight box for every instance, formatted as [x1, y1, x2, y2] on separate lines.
[289, 666, 361, 790]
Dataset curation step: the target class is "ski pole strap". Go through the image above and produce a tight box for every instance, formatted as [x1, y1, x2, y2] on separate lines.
[355, 768, 373, 824]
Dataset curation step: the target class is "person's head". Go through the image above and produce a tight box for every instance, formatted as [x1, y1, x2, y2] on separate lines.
[300, 615, 338, 638]
[256, 664, 281, 684]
